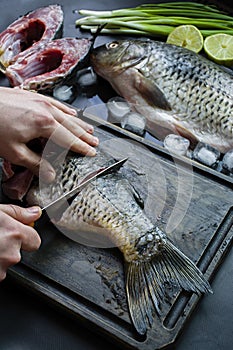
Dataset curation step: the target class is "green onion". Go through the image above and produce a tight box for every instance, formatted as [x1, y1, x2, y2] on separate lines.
[75, 2, 233, 38]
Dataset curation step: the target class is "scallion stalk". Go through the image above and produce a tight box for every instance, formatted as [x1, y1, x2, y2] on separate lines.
[75, 2, 233, 38]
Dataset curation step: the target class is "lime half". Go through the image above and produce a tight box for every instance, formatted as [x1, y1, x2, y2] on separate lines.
[166, 25, 204, 53]
[204, 33, 233, 66]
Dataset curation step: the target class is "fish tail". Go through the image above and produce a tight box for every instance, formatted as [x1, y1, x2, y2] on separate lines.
[125, 240, 212, 335]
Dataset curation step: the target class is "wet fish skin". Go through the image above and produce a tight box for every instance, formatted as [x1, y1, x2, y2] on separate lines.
[91, 39, 233, 153]
[26, 150, 212, 335]
[0, 5, 63, 71]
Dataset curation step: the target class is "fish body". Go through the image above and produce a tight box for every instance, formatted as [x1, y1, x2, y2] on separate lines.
[0, 5, 63, 71]
[5, 38, 92, 91]
[26, 150, 212, 335]
[91, 39, 233, 153]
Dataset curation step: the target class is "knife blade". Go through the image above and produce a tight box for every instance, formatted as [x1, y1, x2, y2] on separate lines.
[41, 158, 128, 211]
[29, 157, 128, 227]
[42, 156, 128, 211]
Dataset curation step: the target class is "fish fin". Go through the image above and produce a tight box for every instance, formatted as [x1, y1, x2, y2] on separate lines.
[125, 239, 212, 335]
[128, 183, 144, 209]
[174, 122, 198, 148]
[134, 72, 172, 111]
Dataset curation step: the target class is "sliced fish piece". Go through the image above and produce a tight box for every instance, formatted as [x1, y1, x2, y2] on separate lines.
[5, 38, 92, 91]
[0, 4, 63, 71]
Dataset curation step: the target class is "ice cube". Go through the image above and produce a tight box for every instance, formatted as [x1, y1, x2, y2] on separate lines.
[120, 111, 146, 136]
[163, 134, 190, 156]
[222, 149, 233, 173]
[213, 160, 222, 173]
[53, 84, 76, 103]
[193, 142, 221, 167]
[76, 67, 98, 96]
[107, 96, 131, 123]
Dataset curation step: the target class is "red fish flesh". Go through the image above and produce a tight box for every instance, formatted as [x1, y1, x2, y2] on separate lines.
[1, 138, 47, 201]
[5, 38, 92, 91]
[1, 160, 34, 201]
[0, 4, 63, 71]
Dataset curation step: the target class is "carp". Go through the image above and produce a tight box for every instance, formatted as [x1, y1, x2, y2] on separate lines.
[91, 39, 233, 153]
[26, 149, 212, 335]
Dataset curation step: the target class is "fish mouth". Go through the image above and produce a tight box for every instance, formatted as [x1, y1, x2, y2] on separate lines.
[110, 40, 147, 72]
[91, 41, 147, 75]
[115, 44, 146, 71]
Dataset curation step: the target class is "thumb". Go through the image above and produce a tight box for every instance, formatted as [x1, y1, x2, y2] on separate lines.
[0, 204, 42, 224]
[17, 146, 56, 183]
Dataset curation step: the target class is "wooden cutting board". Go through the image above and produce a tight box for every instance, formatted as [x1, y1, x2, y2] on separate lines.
[1, 114, 232, 350]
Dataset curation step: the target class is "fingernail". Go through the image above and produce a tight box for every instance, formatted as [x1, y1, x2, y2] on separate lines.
[40, 160, 56, 183]
[70, 108, 77, 115]
[27, 206, 41, 215]
[44, 170, 56, 183]
[89, 147, 97, 156]
[87, 126, 94, 133]
[92, 137, 99, 146]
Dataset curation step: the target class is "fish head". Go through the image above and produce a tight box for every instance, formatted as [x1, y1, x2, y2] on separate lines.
[91, 39, 147, 78]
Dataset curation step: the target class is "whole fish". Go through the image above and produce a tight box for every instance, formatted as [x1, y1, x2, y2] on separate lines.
[26, 150, 212, 335]
[5, 37, 92, 92]
[0, 5, 63, 72]
[91, 39, 233, 153]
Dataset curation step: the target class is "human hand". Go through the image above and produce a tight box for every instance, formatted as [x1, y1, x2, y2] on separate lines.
[0, 87, 99, 182]
[0, 204, 42, 282]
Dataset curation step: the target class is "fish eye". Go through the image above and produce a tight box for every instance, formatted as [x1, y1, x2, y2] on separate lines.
[107, 42, 119, 49]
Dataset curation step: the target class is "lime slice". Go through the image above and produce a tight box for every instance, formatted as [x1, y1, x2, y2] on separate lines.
[204, 33, 233, 66]
[166, 25, 203, 53]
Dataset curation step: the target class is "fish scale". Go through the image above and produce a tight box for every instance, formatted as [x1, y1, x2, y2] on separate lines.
[91, 39, 233, 152]
[26, 150, 212, 336]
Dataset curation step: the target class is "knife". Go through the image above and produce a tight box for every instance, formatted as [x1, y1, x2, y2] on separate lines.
[30, 157, 128, 225]
[42, 156, 128, 211]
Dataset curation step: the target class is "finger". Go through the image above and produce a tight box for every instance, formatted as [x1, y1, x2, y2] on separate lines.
[32, 101, 98, 149]
[38, 95, 77, 116]
[44, 98, 96, 135]
[0, 204, 42, 224]
[0, 269, 7, 282]
[56, 116, 99, 146]
[0, 242, 22, 277]
[73, 117, 95, 134]
[4, 224, 41, 252]
[45, 123, 97, 156]
[13, 145, 56, 182]
[0, 204, 41, 251]
[20, 225, 41, 251]
[49, 105, 96, 137]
